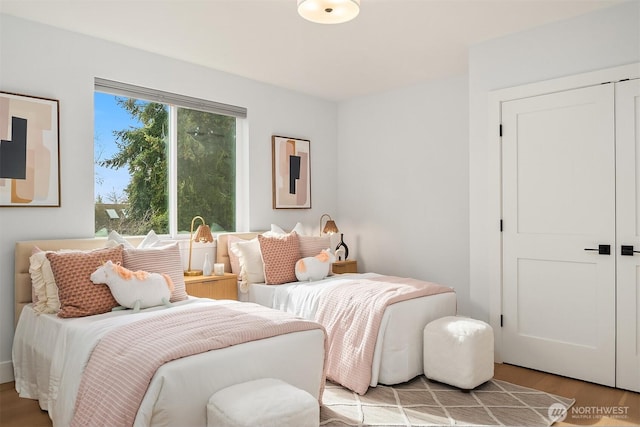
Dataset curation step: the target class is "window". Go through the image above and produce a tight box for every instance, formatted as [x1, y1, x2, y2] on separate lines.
[94, 78, 246, 236]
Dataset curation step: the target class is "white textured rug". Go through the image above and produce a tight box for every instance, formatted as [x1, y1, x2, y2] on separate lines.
[320, 376, 575, 426]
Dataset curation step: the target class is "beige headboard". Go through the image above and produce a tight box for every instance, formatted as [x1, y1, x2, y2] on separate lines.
[215, 232, 262, 273]
[14, 237, 144, 326]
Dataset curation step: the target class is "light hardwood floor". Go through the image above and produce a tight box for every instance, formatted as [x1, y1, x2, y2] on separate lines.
[494, 364, 639, 426]
[0, 363, 638, 426]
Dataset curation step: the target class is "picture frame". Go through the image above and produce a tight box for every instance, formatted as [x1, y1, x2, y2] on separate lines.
[272, 135, 311, 209]
[0, 91, 60, 207]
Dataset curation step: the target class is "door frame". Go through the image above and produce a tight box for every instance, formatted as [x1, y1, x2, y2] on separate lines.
[486, 63, 640, 362]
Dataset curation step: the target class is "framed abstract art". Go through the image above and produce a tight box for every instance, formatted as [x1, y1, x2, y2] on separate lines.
[272, 135, 311, 209]
[0, 91, 60, 207]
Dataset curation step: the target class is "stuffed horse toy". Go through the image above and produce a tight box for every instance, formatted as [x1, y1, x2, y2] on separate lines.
[90, 260, 174, 312]
[295, 249, 335, 282]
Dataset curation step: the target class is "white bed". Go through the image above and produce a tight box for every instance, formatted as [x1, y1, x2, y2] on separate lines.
[12, 238, 326, 427]
[216, 232, 457, 389]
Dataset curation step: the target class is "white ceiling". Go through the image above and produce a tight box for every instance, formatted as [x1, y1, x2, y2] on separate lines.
[0, 0, 622, 101]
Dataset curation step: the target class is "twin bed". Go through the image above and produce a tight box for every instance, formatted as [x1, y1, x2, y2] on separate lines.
[12, 232, 456, 426]
[216, 232, 457, 393]
[12, 237, 326, 427]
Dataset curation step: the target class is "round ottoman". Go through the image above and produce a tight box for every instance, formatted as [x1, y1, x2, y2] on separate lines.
[207, 378, 319, 427]
[423, 316, 494, 390]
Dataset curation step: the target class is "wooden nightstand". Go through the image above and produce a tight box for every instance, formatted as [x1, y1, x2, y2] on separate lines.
[332, 260, 357, 274]
[184, 273, 238, 300]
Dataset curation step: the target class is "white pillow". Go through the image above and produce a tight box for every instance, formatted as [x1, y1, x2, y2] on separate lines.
[106, 230, 134, 248]
[138, 230, 162, 248]
[269, 222, 305, 236]
[226, 235, 247, 274]
[230, 238, 265, 285]
[29, 248, 60, 314]
[106, 230, 162, 249]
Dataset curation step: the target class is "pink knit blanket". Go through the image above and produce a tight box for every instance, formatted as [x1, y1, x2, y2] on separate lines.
[71, 302, 326, 427]
[316, 275, 454, 395]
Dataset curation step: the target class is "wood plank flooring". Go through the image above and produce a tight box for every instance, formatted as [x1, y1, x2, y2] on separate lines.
[0, 382, 50, 427]
[494, 363, 639, 426]
[0, 363, 637, 426]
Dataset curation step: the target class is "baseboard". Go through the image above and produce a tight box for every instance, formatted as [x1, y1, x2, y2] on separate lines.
[0, 360, 14, 384]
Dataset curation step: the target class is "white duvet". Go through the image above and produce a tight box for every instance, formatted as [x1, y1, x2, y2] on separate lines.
[245, 273, 457, 386]
[13, 298, 326, 427]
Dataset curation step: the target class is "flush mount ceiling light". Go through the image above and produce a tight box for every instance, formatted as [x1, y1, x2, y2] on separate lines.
[297, 0, 360, 24]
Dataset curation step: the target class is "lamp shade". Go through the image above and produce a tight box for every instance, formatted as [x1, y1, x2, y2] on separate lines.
[322, 220, 339, 234]
[193, 224, 214, 243]
[297, 0, 360, 24]
[320, 213, 339, 235]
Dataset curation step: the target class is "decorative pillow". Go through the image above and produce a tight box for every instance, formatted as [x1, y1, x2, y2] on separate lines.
[123, 242, 188, 302]
[138, 230, 162, 248]
[298, 235, 331, 258]
[106, 230, 162, 249]
[295, 249, 335, 282]
[46, 245, 124, 318]
[258, 232, 300, 285]
[29, 247, 60, 313]
[231, 238, 265, 284]
[226, 235, 248, 274]
[106, 230, 135, 248]
[90, 260, 173, 311]
[269, 222, 305, 236]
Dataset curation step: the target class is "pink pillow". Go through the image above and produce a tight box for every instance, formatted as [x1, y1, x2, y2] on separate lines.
[123, 243, 188, 302]
[258, 232, 300, 285]
[298, 235, 331, 258]
[46, 245, 124, 318]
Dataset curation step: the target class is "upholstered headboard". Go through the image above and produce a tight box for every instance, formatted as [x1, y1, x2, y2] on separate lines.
[14, 237, 144, 326]
[215, 232, 262, 274]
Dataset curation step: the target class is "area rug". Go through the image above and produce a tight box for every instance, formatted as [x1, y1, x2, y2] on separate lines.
[320, 376, 575, 426]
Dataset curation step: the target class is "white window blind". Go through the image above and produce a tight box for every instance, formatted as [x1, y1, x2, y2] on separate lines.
[94, 78, 247, 119]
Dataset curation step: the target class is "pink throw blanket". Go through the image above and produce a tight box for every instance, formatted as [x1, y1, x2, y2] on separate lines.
[71, 302, 326, 427]
[316, 275, 454, 395]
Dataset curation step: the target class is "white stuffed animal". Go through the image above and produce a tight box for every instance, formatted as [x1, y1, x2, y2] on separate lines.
[295, 249, 335, 282]
[90, 260, 174, 312]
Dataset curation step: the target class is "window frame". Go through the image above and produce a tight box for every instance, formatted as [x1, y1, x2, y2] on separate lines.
[94, 78, 248, 237]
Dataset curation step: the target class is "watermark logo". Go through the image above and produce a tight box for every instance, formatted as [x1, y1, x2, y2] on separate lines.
[570, 405, 629, 420]
[548, 403, 568, 423]
[547, 404, 630, 422]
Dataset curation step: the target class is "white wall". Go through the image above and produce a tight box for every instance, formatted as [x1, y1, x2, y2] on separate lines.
[468, 0, 640, 321]
[0, 14, 338, 382]
[337, 75, 470, 314]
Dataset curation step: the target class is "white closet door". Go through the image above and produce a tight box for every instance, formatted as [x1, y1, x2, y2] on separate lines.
[616, 78, 640, 392]
[501, 84, 616, 386]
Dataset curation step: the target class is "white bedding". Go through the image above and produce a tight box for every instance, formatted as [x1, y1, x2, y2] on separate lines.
[13, 298, 326, 427]
[243, 273, 457, 386]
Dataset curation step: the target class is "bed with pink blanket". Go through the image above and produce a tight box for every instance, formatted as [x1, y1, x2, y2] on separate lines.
[217, 232, 457, 395]
[12, 238, 327, 427]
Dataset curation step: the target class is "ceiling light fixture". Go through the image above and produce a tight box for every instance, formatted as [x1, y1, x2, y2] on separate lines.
[297, 0, 360, 24]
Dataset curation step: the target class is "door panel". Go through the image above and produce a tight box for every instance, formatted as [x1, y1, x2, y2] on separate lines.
[615, 78, 640, 392]
[502, 84, 616, 386]
[516, 258, 598, 347]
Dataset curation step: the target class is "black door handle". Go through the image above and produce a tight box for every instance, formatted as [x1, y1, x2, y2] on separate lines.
[621, 245, 640, 256]
[584, 244, 611, 255]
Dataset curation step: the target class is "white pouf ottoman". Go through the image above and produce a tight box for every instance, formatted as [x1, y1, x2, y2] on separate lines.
[423, 316, 494, 390]
[207, 378, 319, 427]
